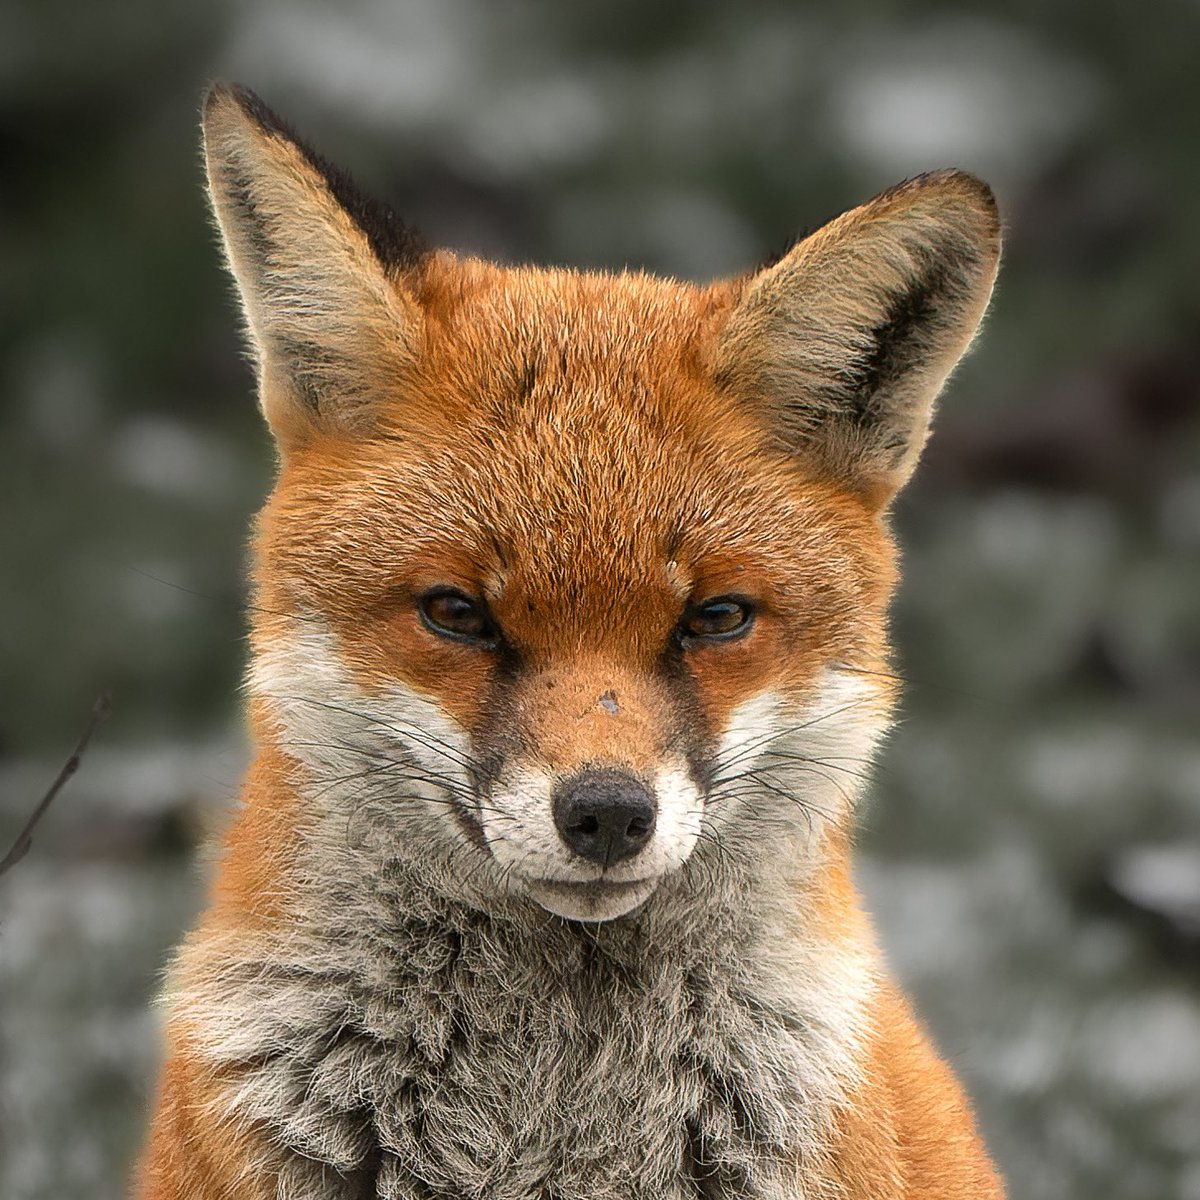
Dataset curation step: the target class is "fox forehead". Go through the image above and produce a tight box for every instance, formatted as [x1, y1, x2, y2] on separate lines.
[411, 254, 734, 373]
[259, 258, 891, 650]
[382, 254, 758, 480]
[274, 258, 873, 540]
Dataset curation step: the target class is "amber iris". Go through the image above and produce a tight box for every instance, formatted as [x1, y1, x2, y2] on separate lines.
[680, 597, 755, 642]
[418, 589, 496, 645]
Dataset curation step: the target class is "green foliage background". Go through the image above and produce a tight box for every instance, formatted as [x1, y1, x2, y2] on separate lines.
[1, 2, 1198, 1197]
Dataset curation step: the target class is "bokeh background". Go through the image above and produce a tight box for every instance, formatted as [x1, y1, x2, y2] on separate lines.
[2, 2, 1199, 1197]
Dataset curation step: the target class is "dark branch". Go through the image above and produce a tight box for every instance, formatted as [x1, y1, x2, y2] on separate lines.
[0, 692, 112, 877]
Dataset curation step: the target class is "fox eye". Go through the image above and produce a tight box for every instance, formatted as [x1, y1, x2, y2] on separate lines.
[418, 588, 497, 647]
[679, 596, 755, 644]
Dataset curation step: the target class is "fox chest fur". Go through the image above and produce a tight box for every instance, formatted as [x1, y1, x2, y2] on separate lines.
[134, 84, 1004, 1200]
[174, 836, 867, 1200]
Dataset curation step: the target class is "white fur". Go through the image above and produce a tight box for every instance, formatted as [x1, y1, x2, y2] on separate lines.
[250, 619, 476, 826]
[710, 667, 888, 855]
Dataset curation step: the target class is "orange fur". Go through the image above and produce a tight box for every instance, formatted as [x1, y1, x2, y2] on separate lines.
[796, 842, 1003, 1199]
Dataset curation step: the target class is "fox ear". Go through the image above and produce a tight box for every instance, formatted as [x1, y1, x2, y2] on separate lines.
[201, 83, 427, 448]
[713, 172, 1001, 508]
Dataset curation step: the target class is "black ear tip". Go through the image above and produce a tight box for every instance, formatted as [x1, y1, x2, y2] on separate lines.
[203, 81, 236, 114]
[884, 169, 996, 212]
[944, 169, 998, 216]
[882, 170, 1000, 247]
[202, 82, 291, 140]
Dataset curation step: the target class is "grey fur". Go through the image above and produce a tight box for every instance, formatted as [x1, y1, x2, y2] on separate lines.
[179, 835, 860, 1200]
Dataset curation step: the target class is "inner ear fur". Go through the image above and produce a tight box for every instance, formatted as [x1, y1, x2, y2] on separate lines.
[201, 83, 428, 447]
[712, 171, 1001, 508]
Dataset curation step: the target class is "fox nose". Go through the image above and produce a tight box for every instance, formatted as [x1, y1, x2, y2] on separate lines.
[552, 769, 657, 867]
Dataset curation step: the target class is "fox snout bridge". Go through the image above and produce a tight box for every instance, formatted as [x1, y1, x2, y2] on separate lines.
[552, 769, 657, 866]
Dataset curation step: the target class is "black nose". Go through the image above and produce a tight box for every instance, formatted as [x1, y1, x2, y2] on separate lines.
[552, 769, 657, 866]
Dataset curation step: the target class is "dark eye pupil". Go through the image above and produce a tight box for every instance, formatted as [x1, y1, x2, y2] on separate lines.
[420, 590, 490, 641]
[684, 599, 752, 639]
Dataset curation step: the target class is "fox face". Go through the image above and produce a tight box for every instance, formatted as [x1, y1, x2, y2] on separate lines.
[205, 85, 1000, 923]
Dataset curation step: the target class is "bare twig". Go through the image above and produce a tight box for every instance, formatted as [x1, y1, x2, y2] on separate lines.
[0, 693, 112, 877]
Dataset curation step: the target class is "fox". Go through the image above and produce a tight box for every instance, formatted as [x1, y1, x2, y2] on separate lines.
[134, 82, 1004, 1199]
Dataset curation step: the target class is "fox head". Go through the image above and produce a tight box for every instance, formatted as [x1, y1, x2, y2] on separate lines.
[203, 85, 1000, 923]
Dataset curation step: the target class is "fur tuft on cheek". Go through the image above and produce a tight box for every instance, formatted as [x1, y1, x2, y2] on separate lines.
[708, 668, 891, 853]
[248, 614, 485, 853]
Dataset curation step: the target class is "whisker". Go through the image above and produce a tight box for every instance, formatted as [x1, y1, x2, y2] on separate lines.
[279, 740, 471, 795]
[751, 750, 878, 786]
[714, 697, 880, 775]
[277, 693, 475, 771]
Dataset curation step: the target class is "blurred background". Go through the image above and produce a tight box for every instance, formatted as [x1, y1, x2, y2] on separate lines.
[1, 1, 1198, 1196]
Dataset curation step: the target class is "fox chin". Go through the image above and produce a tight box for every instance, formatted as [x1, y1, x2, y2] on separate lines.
[133, 82, 1005, 1200]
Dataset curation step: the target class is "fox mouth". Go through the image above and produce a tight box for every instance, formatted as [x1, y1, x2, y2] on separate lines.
[524, 875, 658, 923]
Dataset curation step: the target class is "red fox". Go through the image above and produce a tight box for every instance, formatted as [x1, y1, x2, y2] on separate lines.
[134, 83, 1004, 1199]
